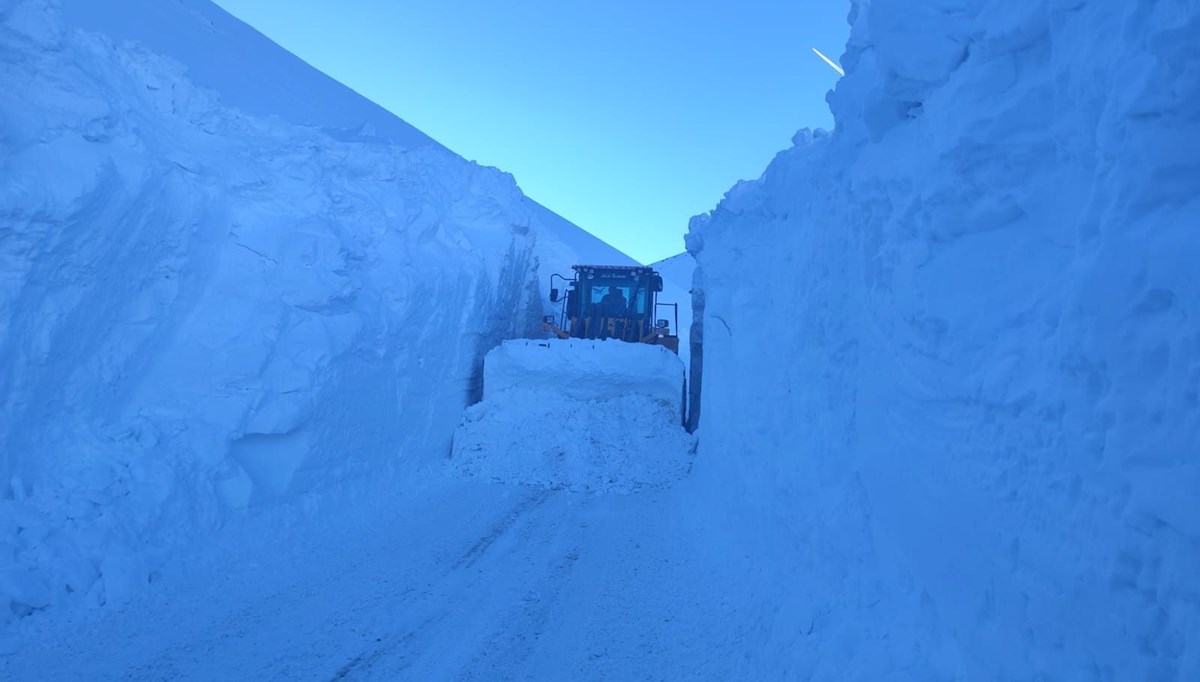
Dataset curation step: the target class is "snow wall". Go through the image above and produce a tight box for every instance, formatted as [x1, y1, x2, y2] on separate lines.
[0, 0, 621, 623]
[688, 0, 1199, 678]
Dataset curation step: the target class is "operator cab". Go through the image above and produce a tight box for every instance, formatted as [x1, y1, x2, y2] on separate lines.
[545, 264, 679, 353]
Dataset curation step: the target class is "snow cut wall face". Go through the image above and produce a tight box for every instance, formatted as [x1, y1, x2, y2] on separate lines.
[688, 0, 1199, 678]
[0, 0, 577, 623]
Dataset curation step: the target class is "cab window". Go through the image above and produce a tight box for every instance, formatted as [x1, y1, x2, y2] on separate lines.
[590, 284, 630, 304]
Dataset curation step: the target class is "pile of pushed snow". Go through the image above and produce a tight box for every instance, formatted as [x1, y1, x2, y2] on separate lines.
[452, 340, 694, 493]
[477, 338, 688, 405]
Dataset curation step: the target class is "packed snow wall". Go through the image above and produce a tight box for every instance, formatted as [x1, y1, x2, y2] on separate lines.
[0, 0, 591, 622]
[688, 0, 1199, 679]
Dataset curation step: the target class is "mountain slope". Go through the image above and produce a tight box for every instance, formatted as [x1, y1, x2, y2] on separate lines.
[58, 0, 636, 267]
[61, 0, 438, 149]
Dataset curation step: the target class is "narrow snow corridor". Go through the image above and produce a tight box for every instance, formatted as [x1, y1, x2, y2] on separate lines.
[4, 0, 1196, 677]
[2, 475, 748, 681]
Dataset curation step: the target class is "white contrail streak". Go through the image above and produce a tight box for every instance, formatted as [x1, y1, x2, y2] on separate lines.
[811, 47, 845, 76]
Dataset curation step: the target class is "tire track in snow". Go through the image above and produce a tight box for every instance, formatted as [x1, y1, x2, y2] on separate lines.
[456, 488, 553, 569]
[4, 479, 738, 681]
[325, 487, 556, 680]
[452, 537, 588, 678]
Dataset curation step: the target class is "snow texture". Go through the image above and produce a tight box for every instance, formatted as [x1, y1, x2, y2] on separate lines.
[687, 0, 1200, 678]
[0, 0, 632, 626]
[452, 339, 694, 493]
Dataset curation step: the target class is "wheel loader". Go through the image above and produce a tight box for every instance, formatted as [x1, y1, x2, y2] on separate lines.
[542, 264, 680, 353]
[451, 263, 693, 491]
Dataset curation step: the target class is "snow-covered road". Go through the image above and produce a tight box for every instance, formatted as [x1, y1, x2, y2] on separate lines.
[4, 474, 742, 680]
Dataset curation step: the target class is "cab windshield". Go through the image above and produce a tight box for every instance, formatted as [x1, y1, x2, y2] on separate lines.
[590, 281, 647, 315]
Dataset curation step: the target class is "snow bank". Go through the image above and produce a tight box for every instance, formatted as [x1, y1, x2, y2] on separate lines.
[0, 0, 626, 626]
[452, 339, 693, 493]
[688, 0, 1199, 678]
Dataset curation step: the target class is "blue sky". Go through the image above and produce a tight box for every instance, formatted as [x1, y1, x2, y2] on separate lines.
[212, 0, 849, 263]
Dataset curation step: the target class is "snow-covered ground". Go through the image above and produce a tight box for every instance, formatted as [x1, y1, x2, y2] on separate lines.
[3, 0, 1197, 678]
[2, 471, 758, 680]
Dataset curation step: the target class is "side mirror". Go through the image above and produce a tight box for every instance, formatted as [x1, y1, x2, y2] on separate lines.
[655, 319, 670, 329]
[566, 290, 579, 318]
[543, 315, 556, 325]
[650, 275, 664, 292]
[549, 288, 560, 302]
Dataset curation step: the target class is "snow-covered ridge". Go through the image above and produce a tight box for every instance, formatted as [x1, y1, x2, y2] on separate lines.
[0, 0, 620, 624]
[689, 0, 1199, 677]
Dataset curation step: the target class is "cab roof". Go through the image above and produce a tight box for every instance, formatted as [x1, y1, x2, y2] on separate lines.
[572, 264, 657, 275]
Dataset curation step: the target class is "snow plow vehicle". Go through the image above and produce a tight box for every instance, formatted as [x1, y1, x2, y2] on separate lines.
[451, 264, 694, 493]
[543, 264, 680, 353]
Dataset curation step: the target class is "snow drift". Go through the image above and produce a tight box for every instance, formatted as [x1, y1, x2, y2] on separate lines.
[452, 339, 693, 493]
[688, 0, 1199, 678]
[0, 0, 630, 625]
